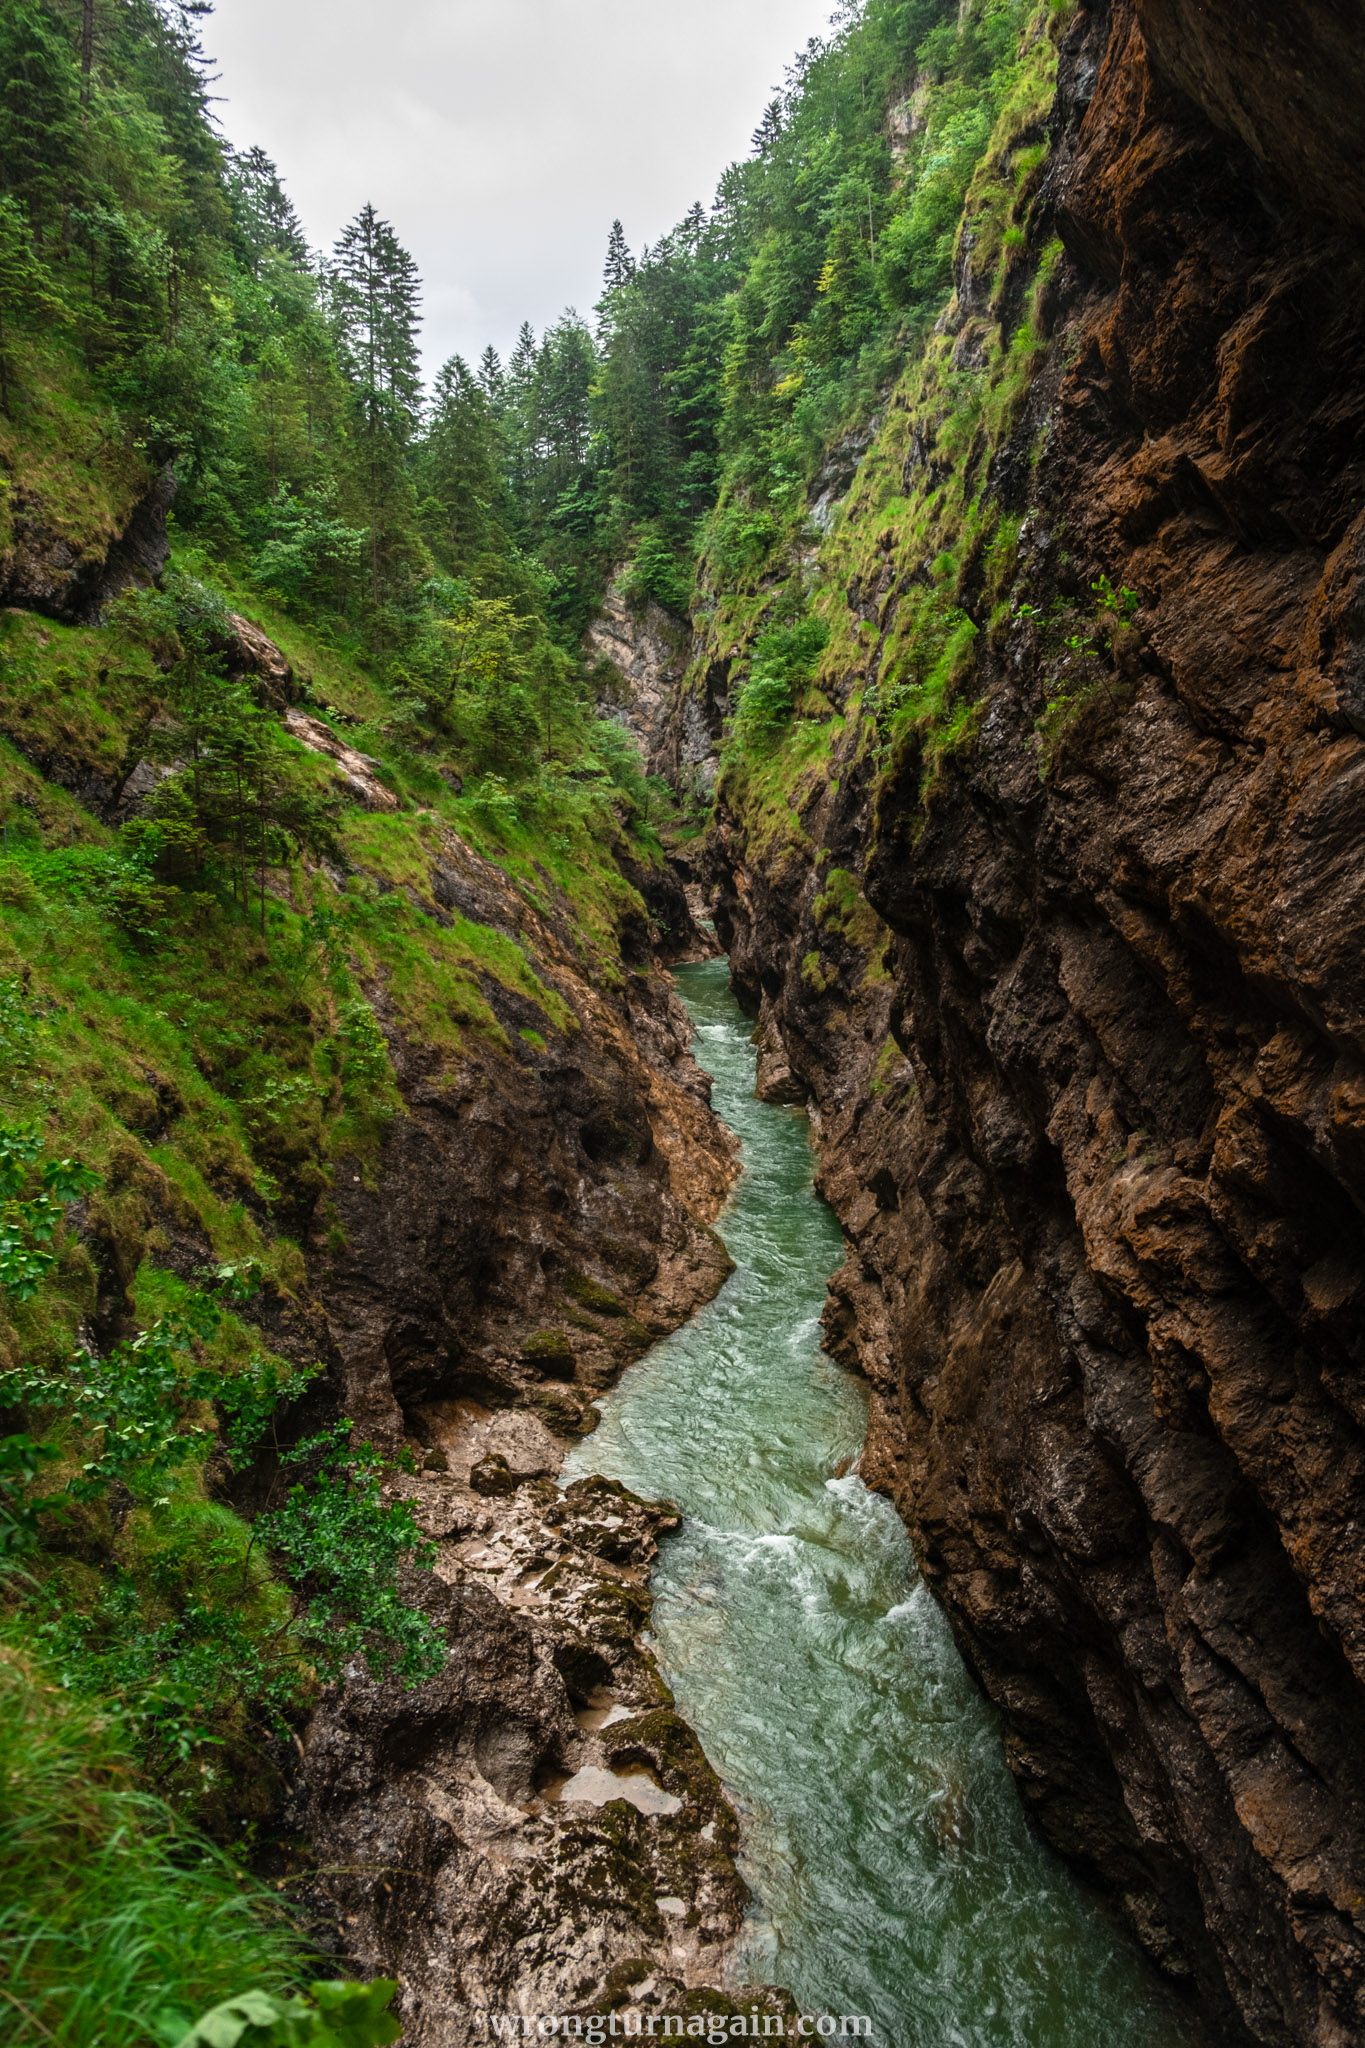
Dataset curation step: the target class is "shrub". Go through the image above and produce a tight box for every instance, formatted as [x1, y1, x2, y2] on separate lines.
[734, 618, 829, 737]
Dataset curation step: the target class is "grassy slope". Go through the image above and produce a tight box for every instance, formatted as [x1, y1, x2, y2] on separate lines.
[698, 3, 1067, 998]
[0, 444, 677, 2047]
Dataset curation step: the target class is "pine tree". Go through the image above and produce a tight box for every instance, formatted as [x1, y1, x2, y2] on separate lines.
[79, 0, 94, 100]
[330, 204, 384, 393]
[602, 219, 634, 292]
[419, 353, 504, 570]
[750, 100, 783, 156]
[502, 320, 539, 514]
[330, 203, 422, 432]
[507, 321, 537, 402]
[379, 223, 422, 418]
[477, 344, 503, 406]
[679, 201, 706, 253]
[226, 145, 309, 272]
[0, 194, 64, 413]
[532, 313, 595, 500]
[0, 1, 87, 244]
[330, 204, 425, 618]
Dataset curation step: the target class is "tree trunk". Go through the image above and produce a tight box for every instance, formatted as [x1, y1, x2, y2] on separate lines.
[81, 0, 95, 102]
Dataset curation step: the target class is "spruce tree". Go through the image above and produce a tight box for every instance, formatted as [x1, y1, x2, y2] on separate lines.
[507, 320, 537, 402]
[477, 344, 503, 407]
[532, 313, 595, 501]
[330, 203, 422, 433]
[750, 99, 783, 156]
[679, 201, 706, 252]
[330, 204, 385, 394]
[502, 320, 539, 515]
[420, 353, 504, 570]
[602, 219, 634, 292]
[330, 203, 424, 619]
[0, 194, 63, 413]
[226, 146, 310, 272]
[379, 222, 422, 419]
[0, 1, 86, 244]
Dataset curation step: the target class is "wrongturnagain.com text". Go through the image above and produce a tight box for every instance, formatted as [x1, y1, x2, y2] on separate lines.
[475, 2016, 875, 2042]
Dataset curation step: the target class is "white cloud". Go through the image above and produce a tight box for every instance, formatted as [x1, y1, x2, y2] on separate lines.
[207, 0, 836, 376]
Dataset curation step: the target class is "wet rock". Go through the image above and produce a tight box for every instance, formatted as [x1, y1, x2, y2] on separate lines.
[469, 1452, 516, 1498]
[291, 1462, 757, 2044]
[279, 812, 747, 2032]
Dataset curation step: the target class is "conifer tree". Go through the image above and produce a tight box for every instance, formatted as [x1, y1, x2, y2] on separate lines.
[420, 353, 504, 570]
[330, 203, 422, 433]
[502, 319, 539, 514]
[507, 320, 537, 402]
[0, 1, 86, 243]
[0, 195, 62, 413]
[226, 146, 309, 272]
[79, 0, 95, 98]
[380, 228, 422, 418]
[679, 201, 707, 252]
[330, 204, 425, 619]
[750, 100, 783, 156]
[477, 344, 503, 406]
[602, 219, 634, 292]
[531, 313, 595, 507]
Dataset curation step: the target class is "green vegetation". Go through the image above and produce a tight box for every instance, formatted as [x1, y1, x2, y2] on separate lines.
[693, 0, 1067, 891]
[0, 0, 1077, 2030]
[0, 2, 689, 2035]
[0, 1656, 301, 2047]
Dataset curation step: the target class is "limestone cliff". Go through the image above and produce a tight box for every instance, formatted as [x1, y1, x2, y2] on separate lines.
[696, 3, 1365, 2042]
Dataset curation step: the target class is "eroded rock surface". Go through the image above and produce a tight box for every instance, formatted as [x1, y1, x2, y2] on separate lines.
[701, 5, 1365, 2044]
[588, 577, 689, 777]
[307, 822, 736, 1449]
[292, 1468, 765, 2045]
[261, 811, 757, 2034]
[0, 462, 174, 621]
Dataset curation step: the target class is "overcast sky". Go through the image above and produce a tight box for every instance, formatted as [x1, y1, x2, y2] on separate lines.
[207, 0, 837, 379]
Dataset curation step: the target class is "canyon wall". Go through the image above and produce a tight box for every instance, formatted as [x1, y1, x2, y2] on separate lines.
[697, 3, 1365, 2042]
[272, 794, 781, 2041]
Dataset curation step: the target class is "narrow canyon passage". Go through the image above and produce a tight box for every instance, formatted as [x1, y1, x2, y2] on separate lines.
[565, 961, 1192, 2048]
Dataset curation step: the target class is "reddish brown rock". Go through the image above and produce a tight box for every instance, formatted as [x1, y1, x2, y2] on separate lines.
[705, 5, 1365, 2044]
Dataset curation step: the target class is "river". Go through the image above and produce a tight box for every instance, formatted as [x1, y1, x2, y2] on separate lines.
[563, 958, 1192, 2048]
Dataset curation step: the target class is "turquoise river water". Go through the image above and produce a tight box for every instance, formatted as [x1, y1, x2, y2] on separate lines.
[564, 959, 1192, 2048]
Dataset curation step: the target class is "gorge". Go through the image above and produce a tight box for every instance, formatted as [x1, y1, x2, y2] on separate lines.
[0, 1, 1363, 2046]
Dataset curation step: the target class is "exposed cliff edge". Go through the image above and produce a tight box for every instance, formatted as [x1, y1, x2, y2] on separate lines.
[685, 3, 1365, 2043]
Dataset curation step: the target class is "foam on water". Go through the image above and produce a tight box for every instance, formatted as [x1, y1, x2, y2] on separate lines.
[563, 960, 1194, 2048]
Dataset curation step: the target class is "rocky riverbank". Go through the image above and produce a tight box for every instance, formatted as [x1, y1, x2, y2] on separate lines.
[264, 812, 794, 2039]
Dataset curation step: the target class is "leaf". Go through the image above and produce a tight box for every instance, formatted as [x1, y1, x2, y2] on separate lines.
[308, 1979, 402, 2046]
[175, 1981, 400, 2048]
[174, 1989, 294, 2047]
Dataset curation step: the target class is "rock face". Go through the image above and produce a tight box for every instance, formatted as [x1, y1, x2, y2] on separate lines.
[0, 462, 174, 621]
[310, 821, 736, 1450]
[587, 578, 689, 776]
[293, 1469, 763, 2046]
[702, 5, 1365, 2045]
[269, 812, 762, 2034]
[284, 708, 399, 813]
